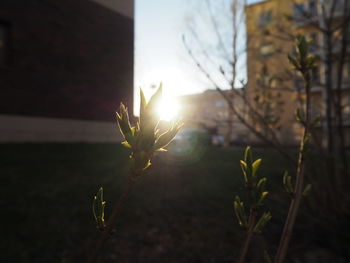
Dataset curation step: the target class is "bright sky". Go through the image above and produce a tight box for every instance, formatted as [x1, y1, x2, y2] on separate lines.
[134, 0, 263, 117]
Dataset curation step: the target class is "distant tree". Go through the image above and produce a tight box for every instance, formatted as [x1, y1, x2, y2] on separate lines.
[183, 0, 294, 163]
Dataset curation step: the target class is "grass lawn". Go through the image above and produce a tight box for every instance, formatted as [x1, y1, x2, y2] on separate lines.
[1, 143, 348, 262]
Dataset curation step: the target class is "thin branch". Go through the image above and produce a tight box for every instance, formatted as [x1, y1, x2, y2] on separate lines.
[88, 178, 136, 263]
[183, 35, 296, 165]
[274, 44, 313, 263]
[205, 0, 230, 59]
[238, 209, 257, 263]
[184, 35, 284, 145]
[186, 25, 221, 70]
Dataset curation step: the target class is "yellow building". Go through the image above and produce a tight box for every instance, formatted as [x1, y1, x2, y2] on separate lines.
[245, 0, 350, 146]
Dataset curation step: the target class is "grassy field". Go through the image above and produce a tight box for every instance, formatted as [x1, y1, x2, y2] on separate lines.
[1, 143, 348, 262]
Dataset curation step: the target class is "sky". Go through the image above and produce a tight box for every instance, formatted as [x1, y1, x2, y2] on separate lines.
[134, 0, 264, 116]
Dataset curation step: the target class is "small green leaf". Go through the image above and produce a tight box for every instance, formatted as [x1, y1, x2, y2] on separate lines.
[155, 148, 167, 152]
[244, 146, 252, 166]
[256, 191, 269, 206]
[240, 160, 248, 184]
[252, 158, 262, 178]
[121, 141, 132, 148]
[283, 171, 294, 195]
[92, 187, 106, 230]
[257, 177, 267, 192]
[234, 196, 247, 228]
[303, 184, 312, 197]
[240, 160, 247, 170]
[116, 103, 134, 146]
[154, 121, 182, 150]
[254, 212, 272, 233]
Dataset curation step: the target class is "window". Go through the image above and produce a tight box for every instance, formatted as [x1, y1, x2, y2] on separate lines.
[260, 43, 274, 57]
[293, 3, 305, 19]
[310, 32, 318, 43]
[309, 1, 317, 16]
[258, 10, 272, 28]
[215, 100, 225, 107]
[308, 32, 318, 52]
[334, 0, 343, 13]
[0, 22, 10, 67]
[311, 65, 320, 84]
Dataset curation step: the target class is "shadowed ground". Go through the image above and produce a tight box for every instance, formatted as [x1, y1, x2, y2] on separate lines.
[1, 143, 348, 262]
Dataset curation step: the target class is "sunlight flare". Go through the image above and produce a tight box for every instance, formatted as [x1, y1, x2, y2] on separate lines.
[156, 96, 180, 121]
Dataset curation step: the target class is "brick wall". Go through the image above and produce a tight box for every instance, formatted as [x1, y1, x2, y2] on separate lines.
[0, 0, 134, 122]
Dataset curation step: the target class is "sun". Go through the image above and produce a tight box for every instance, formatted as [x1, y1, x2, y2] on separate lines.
[156, 96, 180, 121]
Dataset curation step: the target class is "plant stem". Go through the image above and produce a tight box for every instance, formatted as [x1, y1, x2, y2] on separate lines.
[238, 209, 257, 263]
[274, 71, 311, 263]
[88, 178, 135, 263]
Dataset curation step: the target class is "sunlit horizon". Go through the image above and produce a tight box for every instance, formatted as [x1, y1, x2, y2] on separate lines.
[134, 0, 252, 117]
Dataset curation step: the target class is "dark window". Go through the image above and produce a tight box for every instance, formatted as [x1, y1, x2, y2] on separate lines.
[0, 22, 10, 67]
[310, 32, 318, 43]
[334, 0, 343, 13]
[309, 32, 318, 52]
[293, 3, 305, 19]
[309, 1, 317, 16]
[311, 65, 320, 84]
[258, 10, 272, 28]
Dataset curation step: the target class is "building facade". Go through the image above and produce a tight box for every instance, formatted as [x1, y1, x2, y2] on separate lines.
[0, 0, 134, 142]
[245, 0, 350, 146]
[246, 0, 301, 146]
[178, 89, 248, 145]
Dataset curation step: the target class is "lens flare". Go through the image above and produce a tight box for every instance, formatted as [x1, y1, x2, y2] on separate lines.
[156, 97, 180, 121]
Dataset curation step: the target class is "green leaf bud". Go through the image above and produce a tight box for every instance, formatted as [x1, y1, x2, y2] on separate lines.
[115, 86, 182, 177]
[283, 171, 294, 195]
[252, 158, 262, 179]
[257, 177, 267, 192]
[256, 191, 269, 207]
[244, 146, 253, 167]
[154, 121, 182, 151]
[253, 212, 272, 233]
[240, 160, 248, 184]
[139, 89, 147, 123]
[234, 196, 248, 228]
[131, 151, 152, 172]
[303, 184, 312, 197]
[92, 187, 106, 230]
[116, 103, 134, 147]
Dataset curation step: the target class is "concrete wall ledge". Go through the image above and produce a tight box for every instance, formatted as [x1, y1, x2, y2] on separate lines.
[0, 115, 122, 142]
